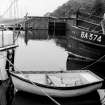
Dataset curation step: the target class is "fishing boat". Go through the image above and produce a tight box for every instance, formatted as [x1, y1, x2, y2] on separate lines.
[10, 70, 103, 97]
[66, 10, 105, 60]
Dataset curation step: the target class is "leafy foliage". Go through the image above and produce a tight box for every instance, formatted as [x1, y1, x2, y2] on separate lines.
[47, 0, 105, 17]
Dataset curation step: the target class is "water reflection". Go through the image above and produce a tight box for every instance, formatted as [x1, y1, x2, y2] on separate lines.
[15, 30, 105, 74]
[24, 30, 50, 45]
[14, 91, 101, 105]
[14, 30, 68, 71]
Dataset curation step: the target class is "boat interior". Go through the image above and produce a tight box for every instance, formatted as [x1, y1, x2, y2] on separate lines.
[11, 71, 103, 87]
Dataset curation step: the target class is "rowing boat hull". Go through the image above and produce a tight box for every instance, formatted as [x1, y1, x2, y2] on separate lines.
[10, 71, 103, 97]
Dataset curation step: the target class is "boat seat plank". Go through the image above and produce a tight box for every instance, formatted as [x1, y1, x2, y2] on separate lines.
[46, 74, 84, 87]
[46, 74, 66, 87]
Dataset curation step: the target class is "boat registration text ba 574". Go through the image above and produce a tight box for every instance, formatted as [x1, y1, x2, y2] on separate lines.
[80, 31, 102, 43]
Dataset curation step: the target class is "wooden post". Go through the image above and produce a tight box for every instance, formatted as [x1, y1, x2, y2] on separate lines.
[5, 49, 15, 71]
[13, 25, 15, 44]
[76, 9, 79, 26]
[101, 13, 105, 35]
[2, 29, 4, 47]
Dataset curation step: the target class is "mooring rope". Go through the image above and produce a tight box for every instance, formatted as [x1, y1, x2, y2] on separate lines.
[1, 54, 61, 105]
[79, 54, 105, 104]
[80, 54, 105, 70]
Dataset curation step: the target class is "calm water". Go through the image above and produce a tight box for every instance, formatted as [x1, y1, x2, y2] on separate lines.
[13, 30, 104, 105]
[14, 37, 68, 71]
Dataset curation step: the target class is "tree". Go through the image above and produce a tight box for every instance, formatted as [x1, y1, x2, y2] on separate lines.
[91, 0, 105, 16]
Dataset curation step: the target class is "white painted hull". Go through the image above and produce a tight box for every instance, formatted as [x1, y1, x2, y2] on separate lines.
[10, 70, 103, 97]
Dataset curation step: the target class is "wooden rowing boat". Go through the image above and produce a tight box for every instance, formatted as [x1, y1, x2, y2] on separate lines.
[10, 70, 103, 97]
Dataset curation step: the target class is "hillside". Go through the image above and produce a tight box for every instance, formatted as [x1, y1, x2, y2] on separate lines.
[0, 18, 24, 25]
[47, 0, 105, 17]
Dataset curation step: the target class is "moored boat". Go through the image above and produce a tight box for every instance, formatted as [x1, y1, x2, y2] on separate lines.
[10, 70, 103, 97]
[66, 10, 105, 60]
[67, 26, 105, 60]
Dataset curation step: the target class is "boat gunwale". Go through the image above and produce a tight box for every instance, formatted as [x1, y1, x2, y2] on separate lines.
[71, 25, 104, 36]
[67, 51, 95, 60]
[0, 44, 18, 51]
[10, 70, 104, 90]
[67, 52, 105, 62]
